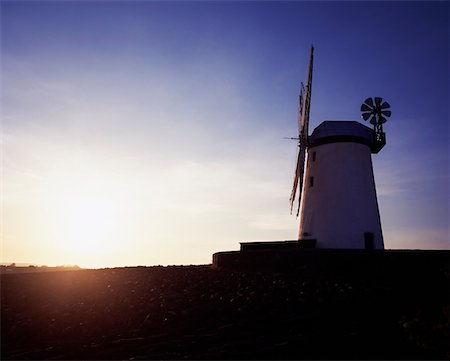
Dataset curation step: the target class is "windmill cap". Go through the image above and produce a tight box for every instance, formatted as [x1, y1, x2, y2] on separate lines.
[309, 121, 377, 152]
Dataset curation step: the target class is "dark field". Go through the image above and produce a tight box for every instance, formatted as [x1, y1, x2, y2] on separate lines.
[1, 260, 449, 360]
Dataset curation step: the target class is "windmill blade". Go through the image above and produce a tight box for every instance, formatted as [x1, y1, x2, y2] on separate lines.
[381, 110, 391, 117]
[362, 112, 372, 121]
[364, 97, 374, 108]
[374, 97, 383, 107]
[381, 101, 391, 109]
[379, 115, 387, 124]
[290, 46, 313, 217]
[361, 103, 372, 112]
[297, 83, 305, 137]
[289, 148, 304, 214]
[369, 115, 377, 125]
[299, 46, 314, 143]
[296, 176, 303, 217]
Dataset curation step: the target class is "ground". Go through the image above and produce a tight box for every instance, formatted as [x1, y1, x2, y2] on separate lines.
[1, 262, 448, 360]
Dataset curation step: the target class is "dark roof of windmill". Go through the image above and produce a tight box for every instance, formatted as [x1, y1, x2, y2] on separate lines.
[309, 121, 375, 149]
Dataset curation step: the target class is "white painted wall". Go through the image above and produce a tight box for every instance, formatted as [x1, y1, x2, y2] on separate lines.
[298, 142, 384, 249]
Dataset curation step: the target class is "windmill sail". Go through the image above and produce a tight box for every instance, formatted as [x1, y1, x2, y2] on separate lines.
[289, 84, 305, 214]
[297, 83, 305, 136]
[289, 46, 314, 216]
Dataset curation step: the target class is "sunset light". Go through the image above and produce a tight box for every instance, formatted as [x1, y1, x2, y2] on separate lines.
[2, 2, 448, 360]
[2, 1, 448, 268]
[49, 183, 122, 254]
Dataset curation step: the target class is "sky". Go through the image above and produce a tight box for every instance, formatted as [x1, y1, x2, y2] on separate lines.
[1, 0, 449, 268]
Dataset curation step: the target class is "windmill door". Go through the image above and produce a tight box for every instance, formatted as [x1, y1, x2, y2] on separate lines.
[364, 232, 374, 250]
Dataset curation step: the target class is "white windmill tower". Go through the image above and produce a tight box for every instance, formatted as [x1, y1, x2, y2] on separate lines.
[290, 47, 391, 250]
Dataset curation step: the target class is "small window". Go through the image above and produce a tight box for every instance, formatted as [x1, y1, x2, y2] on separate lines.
[309, 176, 314, 187]
[312, 152, 316, 162]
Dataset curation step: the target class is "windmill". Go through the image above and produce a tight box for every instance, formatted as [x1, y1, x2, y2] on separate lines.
[290, 48, 391, 250]
[212, 48, 394, 270]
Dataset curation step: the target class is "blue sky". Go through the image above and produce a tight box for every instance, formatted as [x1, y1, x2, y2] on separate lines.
[1, 1, 449, 267]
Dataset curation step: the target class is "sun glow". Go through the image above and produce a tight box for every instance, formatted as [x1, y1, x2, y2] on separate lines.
[51, 194, 121, 254]
[38, 157, 139, 265]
